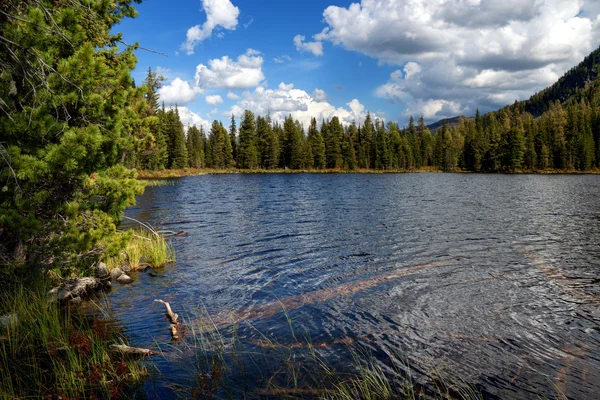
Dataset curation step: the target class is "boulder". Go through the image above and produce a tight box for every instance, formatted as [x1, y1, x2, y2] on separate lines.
[117, 274, 133, 284]
[121, 264, 131, 274]
[48, 277, 102, 301]
[110, 267, 124, 280]
[96, 262, 108, 279]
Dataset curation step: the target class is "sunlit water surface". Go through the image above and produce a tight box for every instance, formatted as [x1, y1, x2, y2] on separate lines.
[108, 173, 600, 399]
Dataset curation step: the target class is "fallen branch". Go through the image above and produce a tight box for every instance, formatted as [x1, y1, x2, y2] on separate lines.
[154, 299, 180, 340]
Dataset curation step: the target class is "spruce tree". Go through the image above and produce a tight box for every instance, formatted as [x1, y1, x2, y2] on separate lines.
[229, 114, 238, 167]
[238, 110, 259, 169]
[308, 118, 326, 169]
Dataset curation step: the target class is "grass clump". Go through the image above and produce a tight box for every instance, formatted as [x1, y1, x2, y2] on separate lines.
[0, 280, 148, 399]
[105, 229, 175, 272]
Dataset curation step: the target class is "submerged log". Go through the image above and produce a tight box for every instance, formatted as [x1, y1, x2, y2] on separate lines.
[155, 299, 180, 340]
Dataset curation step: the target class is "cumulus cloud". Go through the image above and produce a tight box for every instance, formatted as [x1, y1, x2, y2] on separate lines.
[159, 78, 202, 105]
[227, 91, 240, 100]
[205, 95, 224, 105]
[195, 49, 265, 89]
[182, 0, 240, 55]
[312, 88, 328, 102]
[224, 82, 369, 129]
[171, 106, 210, 131]
[312, 0, 600, 120]
[294, 35, 324, 56]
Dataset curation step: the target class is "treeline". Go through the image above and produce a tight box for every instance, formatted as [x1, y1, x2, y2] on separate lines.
[131, 68, 600, 173]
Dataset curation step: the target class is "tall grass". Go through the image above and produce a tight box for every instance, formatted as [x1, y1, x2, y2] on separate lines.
[105, 229, 175, 271]
[0, 279, 147, 399]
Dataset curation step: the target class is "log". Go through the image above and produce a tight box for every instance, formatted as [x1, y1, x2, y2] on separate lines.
[110, 344, 154, 357]
[154, 299, 179, 324]
[155, 299, 180, 340]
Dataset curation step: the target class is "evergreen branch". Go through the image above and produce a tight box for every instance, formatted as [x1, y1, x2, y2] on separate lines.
[118, 40, 168, 57]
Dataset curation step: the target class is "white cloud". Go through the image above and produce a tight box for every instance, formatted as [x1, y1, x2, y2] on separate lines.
[312, 88, 328, 102]
[224, 82, 368, 129]
[312, 0, 600, 120]
[154, 66, 171, 78]
[274, 55, 293, 63]
[195, 49, 265, 90]
[171, 106, 210, 131]
[227, 91, 240, 100]
[159, 78, 202, 105]
[181, 0, 240, 55]
[205, 94, 224, 105]
[294, 34, 324, 56]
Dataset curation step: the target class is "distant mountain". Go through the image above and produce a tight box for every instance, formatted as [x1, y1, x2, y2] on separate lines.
[426, 46, 600, 133]
[427, 116, 466, 132]
[520, 46, 600, 117]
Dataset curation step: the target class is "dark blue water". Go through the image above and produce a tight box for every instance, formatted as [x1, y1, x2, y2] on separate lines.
[108, 173, 600, 399]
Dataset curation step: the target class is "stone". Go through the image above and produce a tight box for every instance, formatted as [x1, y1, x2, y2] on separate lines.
[121, 264, 131, 274]
[117, 274, 133, 284]
[110, 267, 124, 280]
[96, 262, 108, 278]
[48, 277, 102, 301]
[70, 296, 82, 305]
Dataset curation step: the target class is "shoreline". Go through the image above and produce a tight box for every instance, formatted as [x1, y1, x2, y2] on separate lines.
[136, 167, 600, 179]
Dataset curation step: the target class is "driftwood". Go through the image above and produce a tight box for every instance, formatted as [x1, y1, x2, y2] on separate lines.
[109, 344, 154, 357]
[155, 299, 180, 340]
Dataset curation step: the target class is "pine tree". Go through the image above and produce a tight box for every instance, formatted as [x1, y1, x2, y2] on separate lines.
[229, 114, 238, 167]
[307, 118, 326, 169]
[187, 125, 204, 168]
[166, 107, 188, 169]
[238, 110, 259, 169]
[0, 0, 145, 270]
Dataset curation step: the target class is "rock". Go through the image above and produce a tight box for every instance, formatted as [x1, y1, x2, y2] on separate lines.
[117, 274, 133, 284]
[96, 262, 108, 279]
[103, 280, 112, 289]
[48, 277, 102, 301]
[70, 296, 82, 305]
[0, 313, 17, 328]
[121, 264, 131, 274]
[110, 267, 124, 280]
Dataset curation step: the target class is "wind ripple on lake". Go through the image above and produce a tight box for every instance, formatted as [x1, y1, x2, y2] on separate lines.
[114, 173, 600, 399]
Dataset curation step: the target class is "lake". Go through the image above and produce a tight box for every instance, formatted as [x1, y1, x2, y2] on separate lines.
[108, 173, 600, 399]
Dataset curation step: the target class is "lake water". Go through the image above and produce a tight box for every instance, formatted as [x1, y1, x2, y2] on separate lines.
[108, 173, 600, 399]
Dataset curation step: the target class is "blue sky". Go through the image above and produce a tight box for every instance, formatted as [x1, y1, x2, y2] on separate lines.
[116, 0, 600, 130]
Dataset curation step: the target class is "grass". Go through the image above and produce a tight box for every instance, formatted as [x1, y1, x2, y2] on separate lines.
[0, 279, 148, 399]
[105, 228, 175, 272]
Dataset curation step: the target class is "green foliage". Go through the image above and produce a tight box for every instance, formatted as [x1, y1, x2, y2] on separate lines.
[238, 110, 259, 169]
[0, 0, 146, 272]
